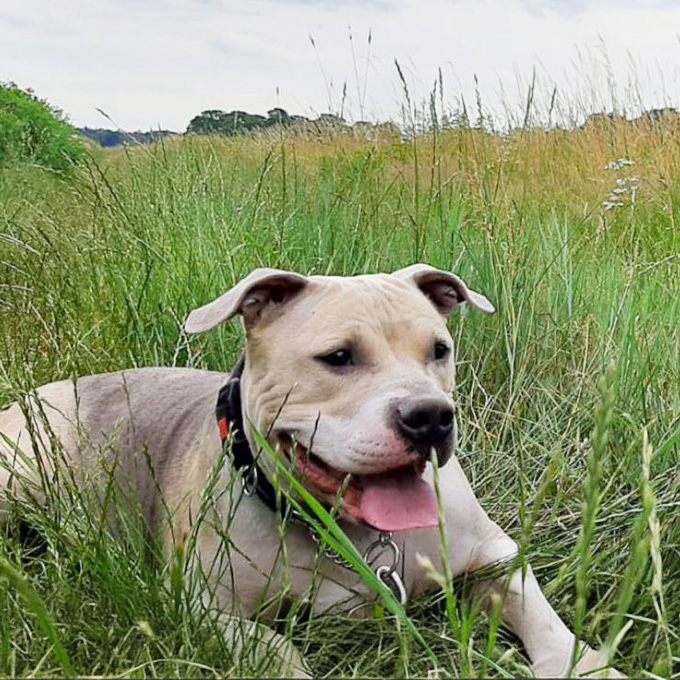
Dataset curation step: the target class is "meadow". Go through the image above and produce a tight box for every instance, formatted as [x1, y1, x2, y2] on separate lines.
[0, 108, 679, 677]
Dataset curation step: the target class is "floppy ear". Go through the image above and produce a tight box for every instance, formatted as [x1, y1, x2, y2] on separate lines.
[183, 268, 308, 334]
[392, 263, 495, 315]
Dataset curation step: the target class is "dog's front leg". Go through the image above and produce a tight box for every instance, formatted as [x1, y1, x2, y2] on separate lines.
[472, 529, 619, 677]
[419, 458, 619, 678]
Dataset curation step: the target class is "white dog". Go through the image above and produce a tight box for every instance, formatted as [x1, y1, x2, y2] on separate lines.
[0, 265, 620, 677]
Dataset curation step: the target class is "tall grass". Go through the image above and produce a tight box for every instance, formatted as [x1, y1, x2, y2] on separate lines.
[0, 106, 679, 677]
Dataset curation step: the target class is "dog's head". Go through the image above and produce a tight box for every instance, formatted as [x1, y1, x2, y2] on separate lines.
[185, 265, 494, 532]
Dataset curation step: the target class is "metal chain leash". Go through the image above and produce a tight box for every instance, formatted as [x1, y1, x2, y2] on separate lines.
[304, 517, 408, 605]
[308, 529, 356, 569]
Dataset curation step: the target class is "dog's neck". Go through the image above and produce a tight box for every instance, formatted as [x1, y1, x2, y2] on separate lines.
[215, 355, 282, 513]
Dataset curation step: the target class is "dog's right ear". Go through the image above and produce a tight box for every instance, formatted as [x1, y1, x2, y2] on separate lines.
[183, 268, 308, 334]
[392, 263, 495, 315]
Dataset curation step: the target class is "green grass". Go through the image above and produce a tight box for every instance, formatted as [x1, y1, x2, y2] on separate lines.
[0, 112, 679, 677]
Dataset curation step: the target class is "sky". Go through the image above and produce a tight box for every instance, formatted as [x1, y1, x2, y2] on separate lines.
[2, 0, 680, 131]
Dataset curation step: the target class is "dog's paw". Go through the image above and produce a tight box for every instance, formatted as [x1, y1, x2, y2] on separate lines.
[532, 646, 625, 679]
[570, 648, 625, 678]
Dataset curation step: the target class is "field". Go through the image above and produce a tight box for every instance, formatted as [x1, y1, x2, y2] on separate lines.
[1, 112, 679, 677]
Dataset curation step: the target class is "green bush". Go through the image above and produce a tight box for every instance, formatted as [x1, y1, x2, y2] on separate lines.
[0, 82, 84, 172]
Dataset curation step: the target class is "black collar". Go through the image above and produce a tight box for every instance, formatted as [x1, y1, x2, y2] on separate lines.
[215, 356, 287, 514]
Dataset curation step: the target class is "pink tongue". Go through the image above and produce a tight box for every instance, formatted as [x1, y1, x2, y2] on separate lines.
[360, 470, 439, 532]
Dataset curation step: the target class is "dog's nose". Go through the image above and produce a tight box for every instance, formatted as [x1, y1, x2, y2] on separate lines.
[395, 398, 454, 447]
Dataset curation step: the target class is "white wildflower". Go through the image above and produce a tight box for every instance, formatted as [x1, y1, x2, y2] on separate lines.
[604, 174, 640, 210]
[605, 158, 635, 170]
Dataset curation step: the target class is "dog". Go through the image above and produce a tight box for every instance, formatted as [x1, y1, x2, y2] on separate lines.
[0, 264, 621, 677]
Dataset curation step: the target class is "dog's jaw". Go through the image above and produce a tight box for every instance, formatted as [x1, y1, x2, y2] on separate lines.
[273, 438, 440, 532]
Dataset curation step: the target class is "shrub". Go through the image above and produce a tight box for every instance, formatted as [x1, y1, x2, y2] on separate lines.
[0, 82, 84, 172]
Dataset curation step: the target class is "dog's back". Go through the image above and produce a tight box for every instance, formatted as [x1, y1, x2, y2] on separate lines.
[0, 368, 227, 532]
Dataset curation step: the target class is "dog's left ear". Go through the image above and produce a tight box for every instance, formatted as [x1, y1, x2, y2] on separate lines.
[184, 268, 309, 334]
[393, 263, 495, 315]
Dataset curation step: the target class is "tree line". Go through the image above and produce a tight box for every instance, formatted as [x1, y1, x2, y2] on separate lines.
[81, 108, 397, 147]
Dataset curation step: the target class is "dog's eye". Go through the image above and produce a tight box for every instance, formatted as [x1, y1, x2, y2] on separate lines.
[317, 349, 354, 368]
[433, 341, 450, 361]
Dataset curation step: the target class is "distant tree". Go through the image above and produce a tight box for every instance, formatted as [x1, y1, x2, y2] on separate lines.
[187, 108, 298, 136]
[0, 82, 84, 172]
[187, 109, 260, 135]
[267, 108, 290, 126]
[187, 110, 231, 135]
[227, 110, 267, 132]
[186, 107, 382, 137]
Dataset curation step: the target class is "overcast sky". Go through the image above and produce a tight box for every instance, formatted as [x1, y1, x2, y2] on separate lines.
[2, 0, 680, 131]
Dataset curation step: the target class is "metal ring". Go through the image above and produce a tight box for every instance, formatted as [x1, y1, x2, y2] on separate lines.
[363, 532, 400, 577]
[241, 465, 258, 496]
[376, 565, 408, 605]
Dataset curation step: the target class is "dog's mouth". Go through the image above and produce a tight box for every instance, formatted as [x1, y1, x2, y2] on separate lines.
[282, 441, 439, 533]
